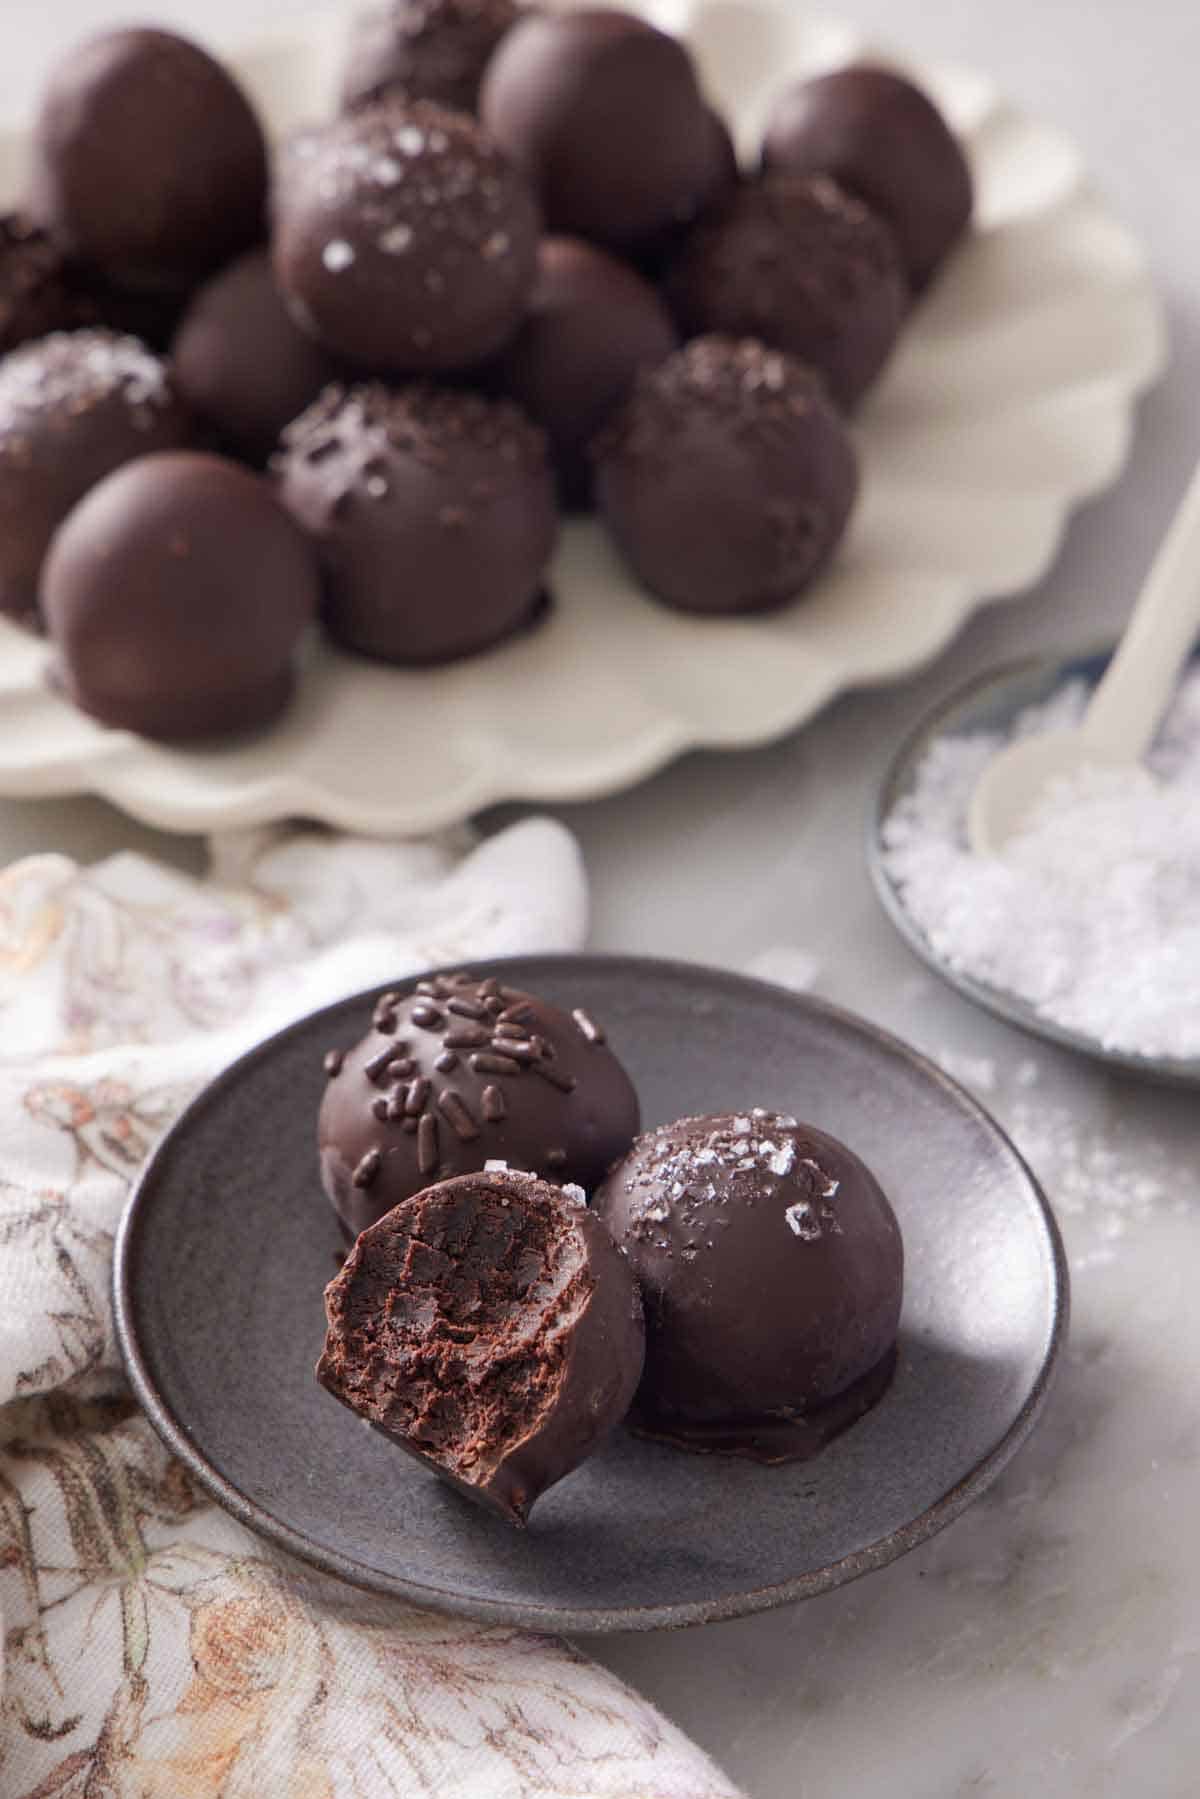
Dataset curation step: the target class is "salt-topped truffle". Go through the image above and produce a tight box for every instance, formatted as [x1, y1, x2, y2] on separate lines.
[43, 451, 320, 739]
[0, 215, 91, 353]
[593, 335, 858, 615]
[28, 27, 268, 293]
[490, 236, 678, 506]
[317, 1168, 645, 1525]
[762, 66, 973, 291]
[664, 173, 908, 409]
[0, 330, 192, 627]
[341, 0, 523, 116]
[172, 250, 343, 465]
[273, 102, 540, 373]
[318, 970, 640, 1238]
[276, 382, 557, 663]
[480, 8, 734, 254]
[595, 1111, 904, 1462]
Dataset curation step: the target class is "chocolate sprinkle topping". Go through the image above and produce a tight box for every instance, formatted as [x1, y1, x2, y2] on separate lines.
[572, 1007, 605, 1045]
[470, 1052, 522, 1076]
[418, 1111, 439, 1173]
[482, 1082, 506, 1121]
[324, 1048, 345, 1077]
[438, 1089, 481, 1141]
[352, 1147, 382, 1188]
[405, 1077, 432, 1116]
[411, 1004, 443, 1029]
[435, 1050, 460, 1073]
[443, 1023, 490, 1049]
[364, 1045, 402, 1083]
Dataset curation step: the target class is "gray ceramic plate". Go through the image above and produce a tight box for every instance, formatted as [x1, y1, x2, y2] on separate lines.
[870, 645, 1200, 1089]
[114, 955, 1068, 1634]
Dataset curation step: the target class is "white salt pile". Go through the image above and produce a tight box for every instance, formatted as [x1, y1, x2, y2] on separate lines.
[881, 668, 1200, 1061]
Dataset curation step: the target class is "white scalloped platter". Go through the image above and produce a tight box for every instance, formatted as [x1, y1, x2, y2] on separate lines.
[0, 1, 1166, 835]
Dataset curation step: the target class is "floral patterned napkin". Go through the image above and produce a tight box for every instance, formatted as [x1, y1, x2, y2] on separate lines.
[0, 821, 740, 1798]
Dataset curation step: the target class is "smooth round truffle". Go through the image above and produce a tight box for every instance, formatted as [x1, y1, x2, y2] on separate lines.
[318, 971, 641, 1239]
[43, 451, 320, 739]
[172, 251, 343, 464]
[490, 236, 678, 506]
[594, 335, 858, 615]
[762, 66, 973, 291]
[318, 1169, 645, 1525]
[664, 173, 908, 409]
[341, 0, 523, 115]
[0, 331, 192, 627]
[28, 28, 268, 292]
[273, 103, 540, 373]
[595, 1111, 904, 1461]
[480, 8, 733, 254]
[0, 214, 91, 352]
[277, 383, 557, 663]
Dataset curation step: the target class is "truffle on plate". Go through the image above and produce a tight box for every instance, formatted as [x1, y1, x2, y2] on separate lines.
[273, 102, 540, 373]
[43, 450, 320, 739]
[276, 382, 557, 664]
[27, 27, 268, 293]
[317, 1168, 645, 1525]
[0, 330, 192, 627]
[594, 1110, 904, 1461]
[593, 335, 858, 615]
[762, 65, 973, 291]
[341, 0, 523, 116]
[318, 970, 640, 1238]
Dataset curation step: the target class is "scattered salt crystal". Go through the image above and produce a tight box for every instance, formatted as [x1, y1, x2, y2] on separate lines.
[769, 1142, 796, 1177]
[484, 1159, 508, 1172]
[562, 1183, 586, 1207]
[785, 1200, 821, 1240]
[733, 1117, 751, 1133]
[396, 126, 426, 156]
[322, 240, 356, 273]
[379, 224, 413, 254]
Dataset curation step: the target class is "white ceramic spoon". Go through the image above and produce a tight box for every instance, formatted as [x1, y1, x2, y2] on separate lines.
[969, 457, 1200, 855]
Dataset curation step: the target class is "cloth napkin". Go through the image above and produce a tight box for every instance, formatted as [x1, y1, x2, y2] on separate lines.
[0, 819, 741, 1799]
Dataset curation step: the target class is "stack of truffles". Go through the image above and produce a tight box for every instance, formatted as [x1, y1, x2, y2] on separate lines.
[317, 971, 904, 1525]
[0, 3, 973, 739]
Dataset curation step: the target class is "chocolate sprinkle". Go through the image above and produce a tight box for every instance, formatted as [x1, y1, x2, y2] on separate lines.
[418, 1111, 439, 1173]
[372, 1096, 391, 1122]
[438, 1089, 481, 1142]
[405, 1077, 432, 1116]
[324, 1048, 345, 1077]
[470, 1052, 523, 1076]
[572, 1008, 605, 1045]
[435, 1050, 460, 1073]
[443, 1023, 490, 1049]
[491, 1036, 536, 1062]
[482, 1083, 506, 1122]
[447, 996, 488, 1020]
[403, 1115, 420, 1134]
[411, 1005, 443, 1029]
[352, 1147, 382, 1188]
[534, 1062, 578, 1094]
[364, 1045, 402, 1083]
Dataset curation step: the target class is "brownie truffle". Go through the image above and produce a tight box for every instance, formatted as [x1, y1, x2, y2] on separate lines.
[43, 451, 320, 739]
[319, 971, 640, 1239]
[277, 383, 557, 663]
[0, 214, 91, 352]
[341, 0, 523, 115]
[664, 173, 908, 409]
[0, 331, 192, 627]
[318, 1169, 645, 1524]
[172, 251, 343, 465]
[594, 336, 858, 615]
[480, 8, 733, 254]
[273, 103, 539, 373]
[491, 236, 678, 506]
[595, 1111, 904, 1462]
[28, 28, 268, 293]
[762, 66, 973, 291]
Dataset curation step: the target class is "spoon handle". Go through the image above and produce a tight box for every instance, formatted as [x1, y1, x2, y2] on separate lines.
[1082, 457, 1200, 761]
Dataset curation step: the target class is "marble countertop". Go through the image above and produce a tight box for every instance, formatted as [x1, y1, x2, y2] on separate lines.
[3, 0, 1199, 1793]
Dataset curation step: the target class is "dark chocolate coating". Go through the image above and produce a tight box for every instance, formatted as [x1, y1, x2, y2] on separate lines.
[664, 173, 908, 409]
[276, 382, 557, 664]
[490, 236, 677, 506]
[318, 1169, 645, 1525]
[0, 330, 192, 628]
[43, 451, 320, 740]
[172, 251, 343, 465]
[762, 65, 973, 291]
[593, 335, 858, 615]
[28, 27, 268, 293]
[0, 214, 91, 352]
[480, 8, 732, 254]
[273, 102, 540, 373]
[318, 970, 641, 1238]
[341, 0, 523, 115]
[594, 1111, 904, 1462]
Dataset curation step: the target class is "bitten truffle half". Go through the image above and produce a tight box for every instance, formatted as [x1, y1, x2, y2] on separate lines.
[317, 1169, 646, 1524]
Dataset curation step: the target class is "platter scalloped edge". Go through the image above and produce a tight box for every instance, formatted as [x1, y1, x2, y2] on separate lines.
[0, 0, 1167, 836]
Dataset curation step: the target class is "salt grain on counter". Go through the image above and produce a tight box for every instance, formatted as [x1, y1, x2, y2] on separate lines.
[882, 670, 1200, 1060]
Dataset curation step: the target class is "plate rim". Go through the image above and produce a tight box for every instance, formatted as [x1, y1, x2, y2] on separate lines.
[113, 951, 1070, 1633]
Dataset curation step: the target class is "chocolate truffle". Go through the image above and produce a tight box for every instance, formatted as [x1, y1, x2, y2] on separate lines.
[0, 331, 192, 627]
[0, 214, 91, 352]
[593, 336, 858, 615]
[28, 28, 268, 293]
[273, 103, 539, 374]
[490, 236, 678, 506]
[172, 251, 343, 465]
[664, 173, 908, 409]
[318, 971, 640, 1239]
[43, 451, 320, 739]
[341, 0, 523, 116]
[595, 1111, 904, 1462]
[762, 66, 973, 291]
[318, 1169, 645, 1524]
[277, 383, 557, 664]
[480, 8, 733, 254]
